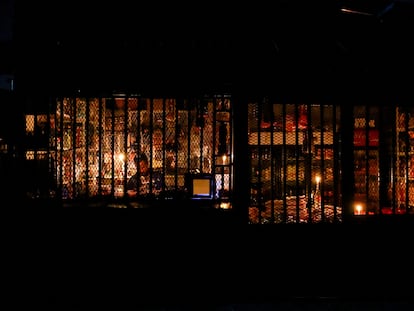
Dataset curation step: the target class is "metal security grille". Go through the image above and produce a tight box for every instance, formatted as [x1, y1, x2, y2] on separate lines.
[24, 113, 56, 198]
[349, 105, 414, 216]
[352, 105, 381, 215]
[33, 94, 233, 207]
[393, 106, 414, 215]
[248, 100, 342, 224]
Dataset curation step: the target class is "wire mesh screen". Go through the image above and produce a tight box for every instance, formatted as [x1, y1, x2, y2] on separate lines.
[22, 96, 414, 219]
[248, 100, 342, 224]
[393, 106, 414, 215]
[24, 113, 56, 198]
[352, 105, 381, 215]
[40, 95, 233, 206]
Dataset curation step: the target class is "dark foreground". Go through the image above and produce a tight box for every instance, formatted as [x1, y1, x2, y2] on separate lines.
[2, 199, 413, 309]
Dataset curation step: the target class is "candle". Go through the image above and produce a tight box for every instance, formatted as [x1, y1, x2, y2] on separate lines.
[315, 175, 321, 191]
[354, 203, 363, 215]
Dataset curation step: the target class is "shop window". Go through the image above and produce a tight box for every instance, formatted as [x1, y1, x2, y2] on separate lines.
[350, 105, 414, 217]
[248, 100, 342, 224]
[393, 106, 414, 215]
[24, 112, 56, 198]
[352, 105, 381, 215]
[25, 95, 233, 208]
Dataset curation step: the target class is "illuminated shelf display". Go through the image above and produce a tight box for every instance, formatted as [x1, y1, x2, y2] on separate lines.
[247, 101, 342, 224]
[24, 95, 233, 207]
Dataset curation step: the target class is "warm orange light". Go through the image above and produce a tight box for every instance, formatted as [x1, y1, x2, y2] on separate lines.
[220, 202, 231, 209]
[315, 175, 321, 192]
[117, 153, 126, 162]
[354, 203, 364, 215]
[25, 115, 35, 133]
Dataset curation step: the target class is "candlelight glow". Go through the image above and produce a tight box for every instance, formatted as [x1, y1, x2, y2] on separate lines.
[220, 202, 231, 209]
[354, 203, 364, 215]
[117, 153, 126, 162]
[315, 175, 321, 184]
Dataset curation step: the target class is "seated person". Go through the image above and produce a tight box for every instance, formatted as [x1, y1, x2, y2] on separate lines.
[127, 153, 163, 197]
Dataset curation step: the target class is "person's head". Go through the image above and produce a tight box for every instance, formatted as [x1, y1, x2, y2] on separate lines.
[135, 153, 149, 175]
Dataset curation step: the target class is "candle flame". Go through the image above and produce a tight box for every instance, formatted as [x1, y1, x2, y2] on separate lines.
[355, 203, 363, 215]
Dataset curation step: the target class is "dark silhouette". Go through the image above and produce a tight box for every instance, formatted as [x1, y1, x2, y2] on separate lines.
[126, 152, 162, 196]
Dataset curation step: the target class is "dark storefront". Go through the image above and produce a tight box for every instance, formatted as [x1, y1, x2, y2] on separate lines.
[10, 1, 414, 223]
[20, 95, 414, 223]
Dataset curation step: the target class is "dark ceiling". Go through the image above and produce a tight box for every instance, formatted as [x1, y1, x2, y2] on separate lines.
[11, 0, 414, 98]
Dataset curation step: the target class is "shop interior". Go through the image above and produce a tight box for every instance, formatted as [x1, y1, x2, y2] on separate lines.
[24, 95, 233, 209]
[23, 97, 414, 222]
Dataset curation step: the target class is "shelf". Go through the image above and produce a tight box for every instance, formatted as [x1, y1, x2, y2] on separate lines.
[397, 152, 414, 156]
[249, 131, 333, 146]
[249, 132, 304, 145]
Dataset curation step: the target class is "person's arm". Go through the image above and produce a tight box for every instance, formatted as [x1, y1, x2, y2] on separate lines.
[127, 189, 137, 197]
[126, 175, 138, 197]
